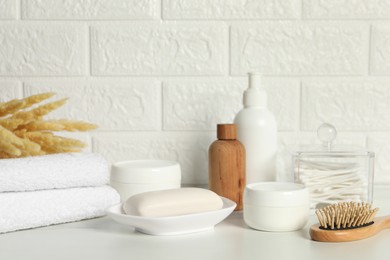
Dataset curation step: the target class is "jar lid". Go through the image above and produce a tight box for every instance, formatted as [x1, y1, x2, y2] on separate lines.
[244, 182, 309, 207]
[111, 160, 181, 184]
[288, 123, 374, 156]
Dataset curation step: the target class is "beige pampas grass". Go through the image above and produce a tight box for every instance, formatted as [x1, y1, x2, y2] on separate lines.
[22, 92, 55, 109]
[0, 93, 97, 158]
[22, 119, 97, 132]
[0, 99, 25, 117]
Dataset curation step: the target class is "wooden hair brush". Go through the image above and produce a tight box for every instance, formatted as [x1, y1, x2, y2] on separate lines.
[310, 202, 390, 242]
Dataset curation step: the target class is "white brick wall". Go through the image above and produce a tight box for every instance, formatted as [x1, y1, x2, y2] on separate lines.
[0, 0, 16, 19]
[303, 0, 390, 19]
[0, 24, 87, 75]
[22, 0, 159, 20]
[301, 78, 390, 131]
[371, 24, 390, 75]
[231, 22, 368, 75]
[1, 0, 390, 184]
[0, 81, 22, 101]
[163, 0, 300, 19]
[91, 23, 227, 75]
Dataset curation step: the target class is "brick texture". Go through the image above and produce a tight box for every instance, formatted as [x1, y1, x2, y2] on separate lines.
[0, 24, 86, 76]
[22, 0, 159, 20]
[91, 23, 227, 75]
[303, 0, 390, 19]
[24, 78, 161, 131]
[231, 22, 368, 75]
[368, 134, 390, 183]
[163, 0, 300, 19]
[0, 0, 16, 19]
[0, 81, 22, 101]
[371, 25, 390, 75]
[302, 78, 390, 131]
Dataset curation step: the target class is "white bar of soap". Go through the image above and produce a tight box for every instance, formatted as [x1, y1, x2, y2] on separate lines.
[122, 188, 223, 217]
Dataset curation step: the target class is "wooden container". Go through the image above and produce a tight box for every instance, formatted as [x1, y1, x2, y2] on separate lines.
[208, 124, 246, 210]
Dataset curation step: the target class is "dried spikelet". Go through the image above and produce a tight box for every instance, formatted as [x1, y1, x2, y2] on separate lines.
[13, 130, 43, 156]
[43, 146, 83, 154]
[57, 119, 97, 132]
[0, 139, 21, 156]
[0, 93, 96, 159]
[21, 92, 55, 109]
[0, 99, 26, 117]
[20, 119, 97, 132]
[24, 132, 85, 153]
[21, 120, 65, 132]
[0, 125, 23, 147]
[0, 92, 54, 118]
[0, 125, 27, 156]
[56, 136, 85, 148]
[22, 131, 54, 146]
[315, 202, 379, 230]
[19, 138, 41, 154]
[13, 128, 28, 137]
[0, 118, 25, 131]
[0, 151, 16, 159]
[12, 98, 68, 121]
[20, 147, 45, 157]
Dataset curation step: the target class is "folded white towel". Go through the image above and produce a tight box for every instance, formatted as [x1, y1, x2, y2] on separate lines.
[0, 186, 119, 233]
[0, 153, 109, 192]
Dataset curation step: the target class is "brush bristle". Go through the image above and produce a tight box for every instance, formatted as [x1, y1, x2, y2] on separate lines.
[315, 202, 379, 230]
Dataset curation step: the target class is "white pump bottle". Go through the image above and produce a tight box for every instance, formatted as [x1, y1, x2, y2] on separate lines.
[234, 73, 277, 184]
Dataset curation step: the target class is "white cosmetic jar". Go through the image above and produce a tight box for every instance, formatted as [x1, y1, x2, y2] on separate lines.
[243, 182, 309, 232]
[110, 160, 181, 202]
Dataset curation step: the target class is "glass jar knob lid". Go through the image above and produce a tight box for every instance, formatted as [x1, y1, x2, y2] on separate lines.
[317, 123, 337, 150]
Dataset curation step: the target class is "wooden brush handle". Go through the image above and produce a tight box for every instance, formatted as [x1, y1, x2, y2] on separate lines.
[377, 215, 390, 229]
[310, 215, 390, 242]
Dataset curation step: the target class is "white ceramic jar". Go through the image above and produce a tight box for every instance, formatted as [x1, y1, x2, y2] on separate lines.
[110, 160, 181, 202]
[243, 182, 309, 232]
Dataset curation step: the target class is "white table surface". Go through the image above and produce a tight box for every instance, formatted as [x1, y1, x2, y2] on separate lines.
[1, 185, 390, 260]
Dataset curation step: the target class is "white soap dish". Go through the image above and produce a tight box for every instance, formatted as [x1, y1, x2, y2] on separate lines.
[106, 197, 236, 235]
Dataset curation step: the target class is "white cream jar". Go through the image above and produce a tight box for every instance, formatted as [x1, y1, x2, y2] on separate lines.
[110, 160, 181, 202]
[243, 182, 309, 232]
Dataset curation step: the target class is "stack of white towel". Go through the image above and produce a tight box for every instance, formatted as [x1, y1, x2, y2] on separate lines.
[0, 153, 120, 233]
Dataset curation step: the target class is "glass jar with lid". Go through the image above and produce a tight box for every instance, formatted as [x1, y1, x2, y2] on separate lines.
[287, 123, 375, 210]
